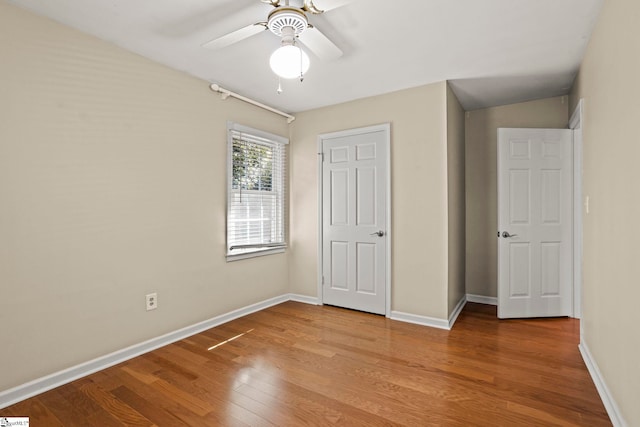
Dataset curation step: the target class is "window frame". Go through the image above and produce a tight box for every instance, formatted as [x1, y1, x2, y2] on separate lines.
[226, 122, 288, 262]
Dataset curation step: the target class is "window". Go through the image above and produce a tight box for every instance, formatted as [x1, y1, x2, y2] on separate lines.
[226, 122, 287, 260]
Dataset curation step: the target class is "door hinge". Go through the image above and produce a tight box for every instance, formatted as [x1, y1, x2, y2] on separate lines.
[322, 276, 325, 285]
[318, 152, 325, 162]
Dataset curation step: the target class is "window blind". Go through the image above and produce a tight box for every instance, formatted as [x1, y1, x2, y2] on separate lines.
[226, 123, 287, 259]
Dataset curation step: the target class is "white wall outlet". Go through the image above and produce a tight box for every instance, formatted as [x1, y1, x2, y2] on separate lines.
[146, 293, 157, 311]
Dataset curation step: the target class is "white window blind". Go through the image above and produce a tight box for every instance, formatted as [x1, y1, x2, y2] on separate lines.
[226, 123, 287, 260]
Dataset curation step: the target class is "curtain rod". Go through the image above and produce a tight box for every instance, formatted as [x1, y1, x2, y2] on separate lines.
[209, 83, 296, 124]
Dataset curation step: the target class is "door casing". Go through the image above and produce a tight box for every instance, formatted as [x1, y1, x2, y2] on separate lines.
[569, 99, 584, 319]
[317, 123, 392, 316]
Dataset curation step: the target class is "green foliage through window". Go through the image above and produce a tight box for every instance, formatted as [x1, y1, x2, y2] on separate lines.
[232, 139, 273, 192]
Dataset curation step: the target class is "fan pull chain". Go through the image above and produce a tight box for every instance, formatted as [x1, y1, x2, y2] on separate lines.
[299, 42, 305, 82]
[277, 77, 283, 94]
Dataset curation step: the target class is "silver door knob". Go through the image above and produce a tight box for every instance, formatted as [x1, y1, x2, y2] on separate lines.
[502, 231, 518, 238]
[370, 230, 385, 237]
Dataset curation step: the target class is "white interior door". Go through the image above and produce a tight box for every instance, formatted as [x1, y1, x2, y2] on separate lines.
[320, 124, 390, 315]
[498, 128, 573, 319]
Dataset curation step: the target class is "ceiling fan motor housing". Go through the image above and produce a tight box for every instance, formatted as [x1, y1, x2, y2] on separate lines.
[267, 7, 308, 36]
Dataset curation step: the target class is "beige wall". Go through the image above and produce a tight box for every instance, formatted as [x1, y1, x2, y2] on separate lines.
[289, 82, 450, 319]
[0, 1, 289, 392]
[569, 0, 640, 423]
[465, 97, 569, 297]
[446, 84, 466, 315]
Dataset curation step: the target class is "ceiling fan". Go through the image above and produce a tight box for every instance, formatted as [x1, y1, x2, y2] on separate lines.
[202, 0, 353, 63]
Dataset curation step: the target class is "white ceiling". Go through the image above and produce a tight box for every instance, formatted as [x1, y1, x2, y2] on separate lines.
[8, 0, 603, 113]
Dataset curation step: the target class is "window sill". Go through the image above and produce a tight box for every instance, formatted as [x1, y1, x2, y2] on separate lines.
[226, 247, 286, 262]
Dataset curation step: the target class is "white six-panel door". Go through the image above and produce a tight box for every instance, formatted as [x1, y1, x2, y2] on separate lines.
[320, 125, 389, 315]
[498, 128, 573, 319]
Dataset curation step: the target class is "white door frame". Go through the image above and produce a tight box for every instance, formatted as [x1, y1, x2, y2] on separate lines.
[317, 123, 392, 316]
[569, 99, 584, 319]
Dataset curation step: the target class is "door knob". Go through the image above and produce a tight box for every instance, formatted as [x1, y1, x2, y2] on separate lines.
[370, 230, 385, 237]
[502, 231, 518, 238]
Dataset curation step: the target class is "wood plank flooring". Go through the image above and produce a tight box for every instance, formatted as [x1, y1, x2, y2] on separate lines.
[2, 302, 611, 426]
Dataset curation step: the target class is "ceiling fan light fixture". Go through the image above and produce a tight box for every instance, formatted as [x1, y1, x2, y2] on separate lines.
[270, 44, 310, 79]
[267, 8, 308, 36]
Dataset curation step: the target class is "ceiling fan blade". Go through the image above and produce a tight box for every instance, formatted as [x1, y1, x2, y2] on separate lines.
[202, 23, 266, 50]
[298, 26, 343, 61]
[313, 0, 355, 12]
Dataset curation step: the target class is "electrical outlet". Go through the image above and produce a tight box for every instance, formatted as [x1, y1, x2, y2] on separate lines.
[146, 293, 157, 311]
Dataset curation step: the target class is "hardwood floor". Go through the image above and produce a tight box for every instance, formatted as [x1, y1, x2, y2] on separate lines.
[3, 302, 611, 426]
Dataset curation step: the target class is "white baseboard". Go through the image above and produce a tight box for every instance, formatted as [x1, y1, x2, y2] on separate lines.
[288, 293, 320, 305]
[0, 293, 297, 410]
[448, 295, 467, 329]
[390, 295, 468, 331]
[579, 339, 627, 427]
[466, 294, 498, 306]
[390, 311, 451, 330]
